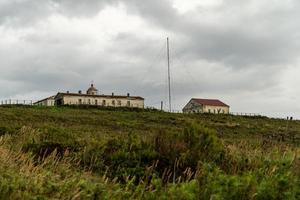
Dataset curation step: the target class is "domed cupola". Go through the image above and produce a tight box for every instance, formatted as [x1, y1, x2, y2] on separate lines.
[86, 83, 98, 95]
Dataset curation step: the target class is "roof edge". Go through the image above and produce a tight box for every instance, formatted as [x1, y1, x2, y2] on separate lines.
[33, 95, 55, 104]
[56, 92, 145, 100]
[191, 98, 230, 107]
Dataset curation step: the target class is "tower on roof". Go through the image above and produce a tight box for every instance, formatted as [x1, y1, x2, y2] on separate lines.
[86, 83, 98, 95]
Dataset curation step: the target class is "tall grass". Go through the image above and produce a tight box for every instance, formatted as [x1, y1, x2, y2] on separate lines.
[0, 106, 299, 199]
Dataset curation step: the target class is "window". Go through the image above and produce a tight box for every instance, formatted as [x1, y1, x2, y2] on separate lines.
[102, 100, 106, 106]
[127, 101, 130, 107]
[88, 99, 91, 104]
[78, 99, 82, 105]
[95, 99, 98, 105]
[208, 109, 211, 113]
[112, 100, 115, 106]
[117, 100, 121, 106]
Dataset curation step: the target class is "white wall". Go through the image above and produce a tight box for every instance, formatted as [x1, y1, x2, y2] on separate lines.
[62, 95, 144, 108]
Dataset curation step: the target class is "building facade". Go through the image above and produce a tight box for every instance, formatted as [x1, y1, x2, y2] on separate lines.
[33, 96, 55, 106]
[183, 98, 230, 114]
[54, 84, 145, 109]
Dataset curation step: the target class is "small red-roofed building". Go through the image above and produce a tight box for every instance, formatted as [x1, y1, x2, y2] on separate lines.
[183, 98, 230, 114]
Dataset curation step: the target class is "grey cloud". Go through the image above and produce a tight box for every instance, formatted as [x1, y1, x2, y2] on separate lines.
[0, 0, 54, 26]
[120, 0, 300, 67]
[0, 0, 300, 117]
[123, 0, 179, 29]
[51, 0, 118, 17]
[0, 0, 117, 26]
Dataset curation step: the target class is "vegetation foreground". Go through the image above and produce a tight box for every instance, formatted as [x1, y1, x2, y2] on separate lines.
[0, 106, 299, 199]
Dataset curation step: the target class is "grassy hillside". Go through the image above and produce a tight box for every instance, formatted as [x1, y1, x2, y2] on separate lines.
[0, 106, 299, 199]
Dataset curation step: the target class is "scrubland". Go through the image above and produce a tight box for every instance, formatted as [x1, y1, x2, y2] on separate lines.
[0, 106, 299, 199]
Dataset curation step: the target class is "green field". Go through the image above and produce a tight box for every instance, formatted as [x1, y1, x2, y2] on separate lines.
[0, 106, 299, 199]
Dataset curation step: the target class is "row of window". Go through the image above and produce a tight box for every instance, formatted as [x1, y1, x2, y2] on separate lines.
[78, 99, 131, 106]
[208, 109, 226, 114]
[189, 109, 226, 114]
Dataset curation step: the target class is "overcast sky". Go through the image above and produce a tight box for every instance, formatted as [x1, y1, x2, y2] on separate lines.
[1, 0, 300, 118]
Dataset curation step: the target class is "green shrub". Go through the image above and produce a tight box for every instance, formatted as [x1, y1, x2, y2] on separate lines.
[179, 124, 226, 169]
[0, 106, 299, 199]
[196, 158, 299, 200]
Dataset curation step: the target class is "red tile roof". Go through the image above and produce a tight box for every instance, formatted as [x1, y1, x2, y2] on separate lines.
[192, 98, 229, 107]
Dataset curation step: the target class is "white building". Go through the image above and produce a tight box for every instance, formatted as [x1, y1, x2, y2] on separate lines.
[183, 98, 230, 114]
[54, 84, 145, 109]
[33, 96, 55, 106]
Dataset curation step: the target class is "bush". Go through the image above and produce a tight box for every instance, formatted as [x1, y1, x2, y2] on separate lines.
[196, 158, 299, 200]
[0, 107, 299, 199]
[177, 124, 226, 171]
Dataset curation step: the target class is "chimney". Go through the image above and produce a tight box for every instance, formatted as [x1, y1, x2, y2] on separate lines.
[78, 90, 82, 94]
[127, 93, 130, 97]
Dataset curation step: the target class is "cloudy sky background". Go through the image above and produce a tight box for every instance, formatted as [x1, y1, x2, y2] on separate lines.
[1, 0, 300, 118]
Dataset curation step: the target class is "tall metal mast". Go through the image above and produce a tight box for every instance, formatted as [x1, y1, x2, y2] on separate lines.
[167, 37, 171, 112]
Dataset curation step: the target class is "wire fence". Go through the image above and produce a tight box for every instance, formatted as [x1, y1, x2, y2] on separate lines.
[230, 112, 261, 117]
[0, 99, 34, 106]
[170, 110, 183, 113]
[167, 110, 261, 116]
[147, 108, 262, 116]
[0, 101, 263, 117]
